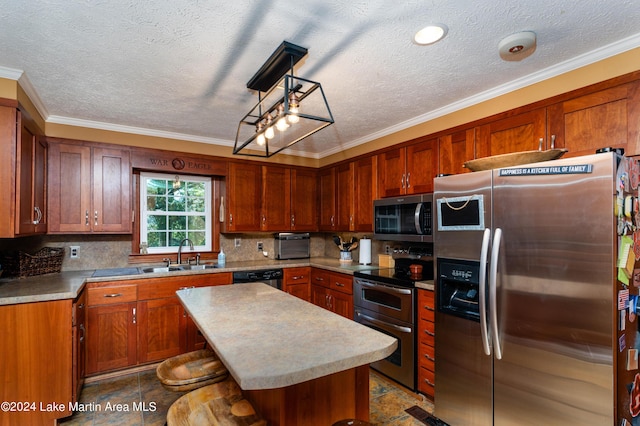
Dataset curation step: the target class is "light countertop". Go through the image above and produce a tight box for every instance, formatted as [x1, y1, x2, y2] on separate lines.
[0, 257, 386, 305]
[177, 282, 397, 390]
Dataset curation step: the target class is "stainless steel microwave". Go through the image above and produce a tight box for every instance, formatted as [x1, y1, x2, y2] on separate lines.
[373, 194, 433, 242]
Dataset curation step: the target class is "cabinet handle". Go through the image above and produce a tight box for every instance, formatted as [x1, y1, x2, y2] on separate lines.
[94, 210, 98, 226]
[78, 303, 85, 310]
[33, 206, 42, 225]
[335, 282, 345, 287]
[424, 330, 435, 337]
[425, 354, 435, 362]
[229, 213, 233, 225]
[104, 293, 123, 298]
[401, 174, 405, 189]
[132, 307, 136, 324]
[538, 137, 544, 151]
[424, 305, 434, 311]
[550, 134, 556, 149]
[424, 378, 435, 387]
[315, 277, 325, 282]
[79, 323, 85, 342]
[291, 276, 304, 280]
[262, 214, 266, 225]
[291, 214, 295, 227]
[406, 172, 410, 188]
[85, 210, 89, 226]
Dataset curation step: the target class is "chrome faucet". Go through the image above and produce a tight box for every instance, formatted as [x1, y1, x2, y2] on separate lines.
[177, 238, 194, 264]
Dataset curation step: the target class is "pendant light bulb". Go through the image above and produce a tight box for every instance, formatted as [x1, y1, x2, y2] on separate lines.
[287, 92, 300, 124]
[264, 113, 275, 139]
[255, 122, 266, 146]
[276, 104, 289, 131]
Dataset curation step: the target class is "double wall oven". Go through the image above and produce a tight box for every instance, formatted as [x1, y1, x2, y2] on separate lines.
[353, 247, 433, 390]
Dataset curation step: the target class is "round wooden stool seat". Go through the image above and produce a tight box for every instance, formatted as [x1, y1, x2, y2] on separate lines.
[167, 377, 266, 426]
[156, 349, 228, 392]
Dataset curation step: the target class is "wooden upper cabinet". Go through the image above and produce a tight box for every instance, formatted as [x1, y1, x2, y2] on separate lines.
[48, 140, 131, 234]
[378, 137, 438, 197]
[353, 156, 377, 232]
[226, 162, 261, 232]
[548, 81, 640, 157]
[291, 168, 318, 231]
[475, 108, 547, 158]
[318, 167, 337, 231]
[0, 106, 47, 237]
[439, 128, 475, 175]
[336, 162, 354, 230]
[261, 165, 292, 231]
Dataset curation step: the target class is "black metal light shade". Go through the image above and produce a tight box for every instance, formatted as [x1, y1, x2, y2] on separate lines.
[233, 41, 334, 158]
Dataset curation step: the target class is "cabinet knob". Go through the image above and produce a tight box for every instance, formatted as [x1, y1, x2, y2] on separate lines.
[85, 210, 89, 226]
[94, 210, 98, 226]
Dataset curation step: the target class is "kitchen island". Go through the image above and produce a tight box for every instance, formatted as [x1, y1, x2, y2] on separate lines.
[177, 282, 397, 425]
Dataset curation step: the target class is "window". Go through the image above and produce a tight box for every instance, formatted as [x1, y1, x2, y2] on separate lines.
[140, 172, 212, 254]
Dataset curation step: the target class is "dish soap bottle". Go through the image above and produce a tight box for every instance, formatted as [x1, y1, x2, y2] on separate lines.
[217, 248, 226, 267]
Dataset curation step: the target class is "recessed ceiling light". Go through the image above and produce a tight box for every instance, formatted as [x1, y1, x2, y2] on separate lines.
[413, 24, 448, 45]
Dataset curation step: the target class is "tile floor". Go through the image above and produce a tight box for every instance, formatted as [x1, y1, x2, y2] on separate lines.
[58, 367, 434, 425]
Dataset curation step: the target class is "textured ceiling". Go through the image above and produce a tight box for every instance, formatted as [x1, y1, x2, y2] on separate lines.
[1, 0, 640, 158]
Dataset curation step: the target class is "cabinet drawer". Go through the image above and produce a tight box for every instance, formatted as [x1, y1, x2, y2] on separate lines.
[284, 267, 310, 284]
[311, 268, 331, 288]
[418, 366, 435, 398]
[417, 289, 435, 322]
[329, 272, 353, 295]
[418, 342, 435, 372]
[418, 318, 435, 345]
[88, 285, 136, 306]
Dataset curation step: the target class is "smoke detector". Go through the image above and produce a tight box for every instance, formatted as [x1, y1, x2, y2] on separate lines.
[498, 31, 536, 61]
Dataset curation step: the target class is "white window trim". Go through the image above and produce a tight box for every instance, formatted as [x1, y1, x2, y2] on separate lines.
[140, 172, 212, 254]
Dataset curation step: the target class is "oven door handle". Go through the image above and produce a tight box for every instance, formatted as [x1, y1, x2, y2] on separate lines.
[355, 310, 412, 333]
[358, 281, 412, 295]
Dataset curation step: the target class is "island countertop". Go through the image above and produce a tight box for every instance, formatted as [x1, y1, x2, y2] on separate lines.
[177, 282, 397, 390]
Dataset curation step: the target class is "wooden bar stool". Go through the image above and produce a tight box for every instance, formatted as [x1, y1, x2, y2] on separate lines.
[167, 376, 266, 426]
[156, 349, 228, 392]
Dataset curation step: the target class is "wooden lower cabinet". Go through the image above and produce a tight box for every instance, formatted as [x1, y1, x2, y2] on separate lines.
[0, 299, 74, 425]
[310, 268, 354, 319]
[417, 289, 436, 399]
[283, 267, 310, 301]
[86, 272, 232, 376]
[72, 288, 87, 403]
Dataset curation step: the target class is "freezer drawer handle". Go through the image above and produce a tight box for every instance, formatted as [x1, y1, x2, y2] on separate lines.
[479, 228, 491, 356]
[490, 228, 503, 360]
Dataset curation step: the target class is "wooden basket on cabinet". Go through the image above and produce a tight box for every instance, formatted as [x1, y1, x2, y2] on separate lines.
[1, 247, 64, 278]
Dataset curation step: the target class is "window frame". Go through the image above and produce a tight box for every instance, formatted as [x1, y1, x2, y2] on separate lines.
[139, 172, 212, 254]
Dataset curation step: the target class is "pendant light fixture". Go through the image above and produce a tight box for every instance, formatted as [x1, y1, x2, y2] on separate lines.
[233, 41, 334, 157]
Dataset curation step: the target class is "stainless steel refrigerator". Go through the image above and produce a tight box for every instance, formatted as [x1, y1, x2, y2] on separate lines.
[433, 152, 617, 425]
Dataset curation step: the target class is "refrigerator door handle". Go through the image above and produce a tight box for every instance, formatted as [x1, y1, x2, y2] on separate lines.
[479, 228, 492, 356]
[490, 227, 503, 360]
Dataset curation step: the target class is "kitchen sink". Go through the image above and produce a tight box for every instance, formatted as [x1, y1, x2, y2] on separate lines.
[180, 264, 219, 270]
[139, 264, 219, 273]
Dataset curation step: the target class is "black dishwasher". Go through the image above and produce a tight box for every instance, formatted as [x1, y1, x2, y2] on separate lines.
[232, 269, 283, 290]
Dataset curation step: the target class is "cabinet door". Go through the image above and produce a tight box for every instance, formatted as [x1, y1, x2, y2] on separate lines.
[330, 290, 353, 319]
[475, 108, 547, 158]
[92, 147, 131, 233]
[261, 165, 291, 231]
[439, 128, 475, 175]
[16, 122, 46, 235]
[137, 297, 187, 363]
[377, 147, 406, 197]
[72, 289, 87, 403]
[227, 162, 261, 231]
[318, 167, 336, 231]
[547, 82, 640, 157]
[310, 284, 329, 309]
[406, 138, 437, 194]
[187, 315, 208, 351]
[47, 143, 92, 233]
[291, 168, 318, 231]
[353, 156, 376, 232]
[336, 162, 354, 230]
[86, 302, 137, 374]
[284, 267, 310, 301]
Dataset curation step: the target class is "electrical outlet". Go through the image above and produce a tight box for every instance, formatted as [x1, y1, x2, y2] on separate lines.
[385, 245, 390, 254]
[234, 238, 241, 247]
[70, 246, 80, 258]
[257, 242, 263, 251]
